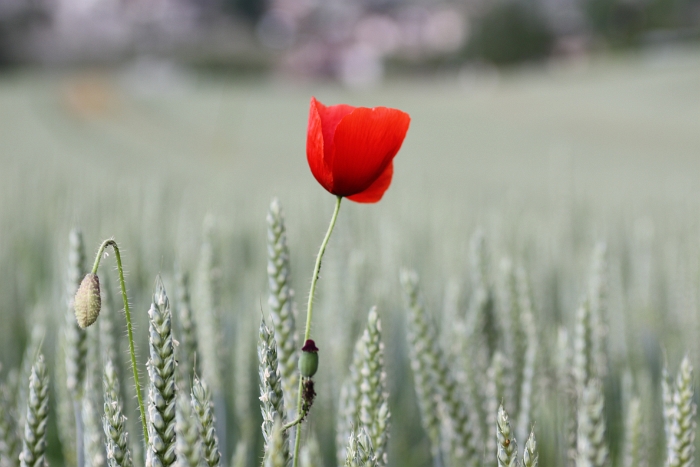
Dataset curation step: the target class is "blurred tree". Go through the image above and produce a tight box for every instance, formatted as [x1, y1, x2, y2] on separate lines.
[468, 0, 554, 65]
[223, 0, 267, 23]
[585, 0, 699, 46]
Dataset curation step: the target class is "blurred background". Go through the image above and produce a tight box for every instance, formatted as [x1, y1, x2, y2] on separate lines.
[0, 0, 699, 79]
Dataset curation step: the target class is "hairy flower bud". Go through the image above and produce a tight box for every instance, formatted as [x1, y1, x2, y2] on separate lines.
[74, 273, 101, 328]
[299, 340, 319, 378]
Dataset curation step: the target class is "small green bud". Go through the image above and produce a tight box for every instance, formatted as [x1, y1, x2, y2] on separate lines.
[74, 273, 101, 328]
[299, 339, 319, 378]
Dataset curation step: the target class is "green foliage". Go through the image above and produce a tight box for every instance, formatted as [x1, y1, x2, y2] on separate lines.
[468, 1, 553, 65]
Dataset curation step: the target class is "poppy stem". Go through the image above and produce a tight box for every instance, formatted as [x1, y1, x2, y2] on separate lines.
[92, 239, 149, 447]
[292, 195, 343, 467]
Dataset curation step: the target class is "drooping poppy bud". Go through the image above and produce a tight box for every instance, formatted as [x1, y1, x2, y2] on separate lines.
[306, 97, 411, 203]
[74, 273, 101, 328]
[299, 339, 319, 378]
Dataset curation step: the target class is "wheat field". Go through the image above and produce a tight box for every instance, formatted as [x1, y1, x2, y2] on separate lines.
[1, 48, 700, 467]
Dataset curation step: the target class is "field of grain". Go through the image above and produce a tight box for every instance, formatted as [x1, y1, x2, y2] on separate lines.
[1, 48, 700, 467]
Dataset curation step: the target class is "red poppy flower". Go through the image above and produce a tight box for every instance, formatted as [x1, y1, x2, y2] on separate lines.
[306, 97, 411, 203]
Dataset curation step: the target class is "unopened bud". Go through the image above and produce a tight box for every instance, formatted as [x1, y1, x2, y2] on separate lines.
[299, 339, 319, 378]
[74, 273, 101, 328]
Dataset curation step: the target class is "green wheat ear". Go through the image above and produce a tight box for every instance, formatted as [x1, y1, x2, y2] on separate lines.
[265, 419, 287, 467]
[576, 378, 608, 467]
[267, 198, 299, 414]
[65, 229, 87, 467]
[515, 266, 537, 444]
[175, 271, 200, 387]
[665, 356, 696, 467]
[19, 355, 49, 467]
[175, 391, 202, 467]
[358, 307, 390, 467]
[65, 229, 88, 399]
[401, 269, 478, 467]
[146, 276, 177, 467]
[192, 375, 222, 467]
[497, 404, 518, 467]
[103, 359, 133, 467]
[82, 377, 105, 467]
[400, 270, 443, 467]
[0, 378, 20, 467]
[623, 396, 645, 467]
[522, 429, 538, 467]
[345, 429, 379, 467]
[300, 434, 322, 467]
[258, 320, 288, 464]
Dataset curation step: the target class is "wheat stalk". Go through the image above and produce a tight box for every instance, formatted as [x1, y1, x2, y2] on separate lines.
[258, 321, 288, 463]
[497, 404, 518, 467]
[66, 229, 88, 399]
[146, 277, 177, 467]
[515, 266, 537, 443]
[0, 379, 19, 467]
[175, 391, 202, 467]
[402, 270, 478, 467]
[665, 356, 696, 467]
[357, 307, 390, 467]
[264, 419, 286, 467]
[299, 434, 322, 467]
[19, 355, 49, 467]
[174, 272, 199, 387]
[522, 430, 538, 467]
[103, 359, 133, 467]
[267, 198, 299, 413]
[499, 259, 523, 413]
[400, 270, 444, 467]
[192, 376, 221, 467]
[194, 222, 226, 462]
[576, 379, 608, 467]
[82, 377, 106, 467]
[622, 396, 645, 467]
[344, 430, 378, 467]
[65, 229, 88, 467]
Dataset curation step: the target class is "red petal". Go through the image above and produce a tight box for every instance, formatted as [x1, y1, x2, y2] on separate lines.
[347, 161, 394, 203]
[307, 97, 355, 194]
[330, 106, 410, 196]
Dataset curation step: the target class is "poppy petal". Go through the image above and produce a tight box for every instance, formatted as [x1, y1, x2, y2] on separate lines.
[306, 98, 333, 192]
[330, 106, 410, 196]
[311, 97, 355, 166]
[347, 161, 394, 203]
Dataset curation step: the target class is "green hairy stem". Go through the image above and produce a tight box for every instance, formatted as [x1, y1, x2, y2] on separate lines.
[291, 196, 342, 467]
[91, 238, 148, 446]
